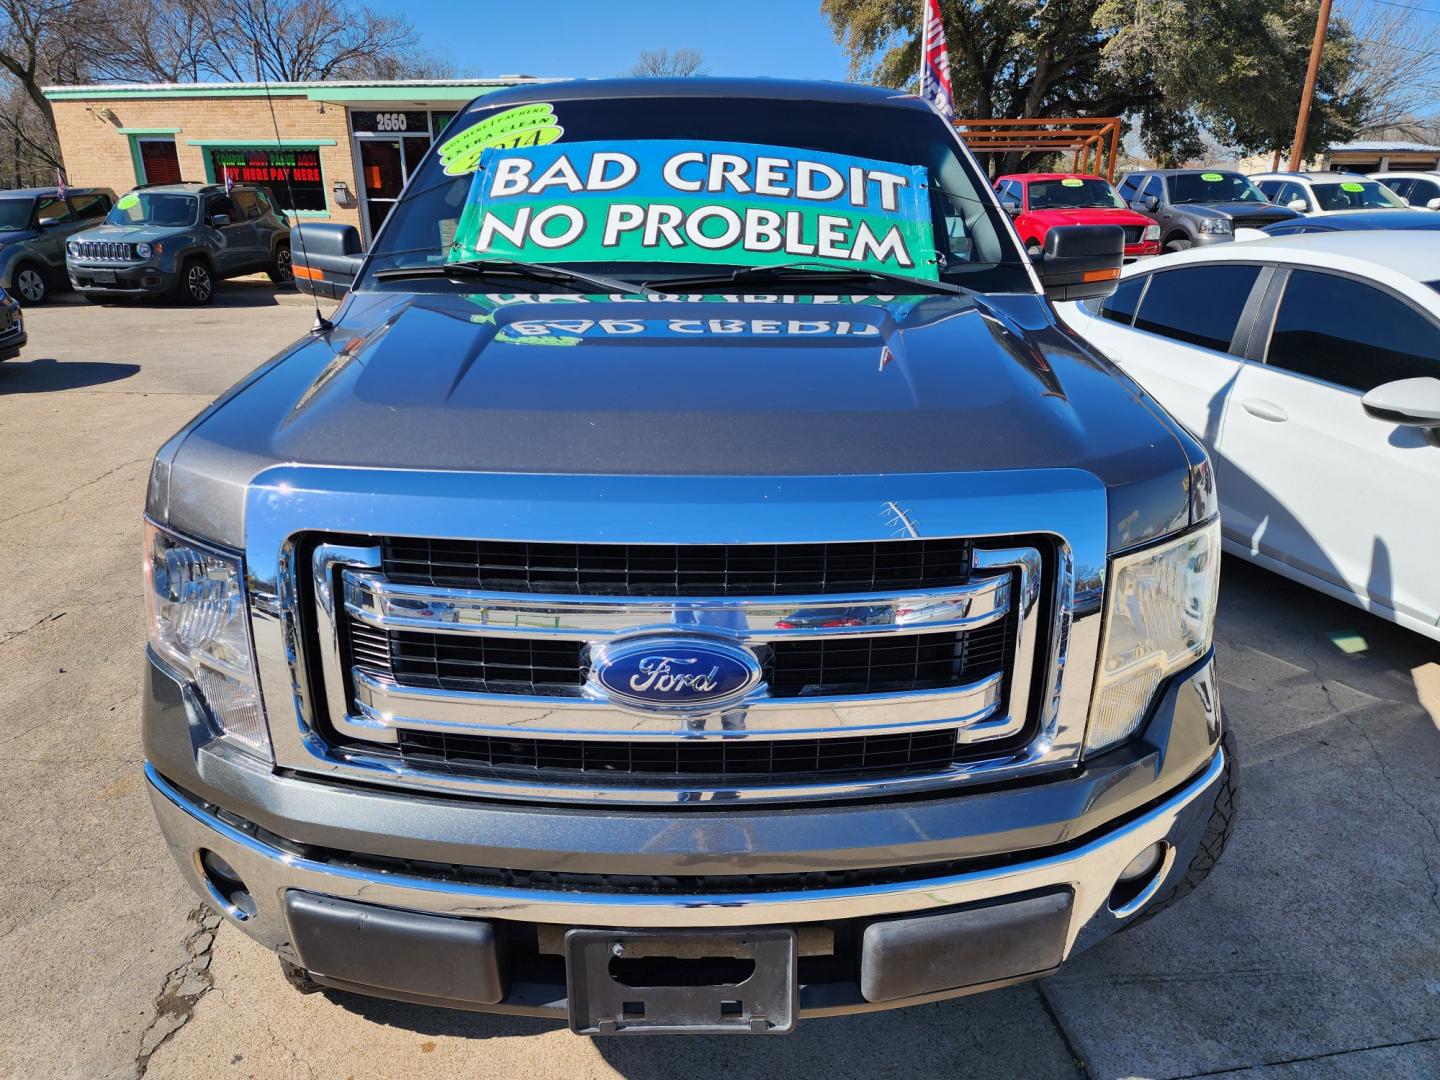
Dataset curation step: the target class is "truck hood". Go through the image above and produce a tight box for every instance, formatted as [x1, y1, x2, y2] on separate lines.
[1185, 202, 1299, 222]
[156, 288, 1200, 552]
[1026, 208, 1152, 229]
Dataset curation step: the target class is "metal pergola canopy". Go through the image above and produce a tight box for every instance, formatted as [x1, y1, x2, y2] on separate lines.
[954, 117, 1124, 180]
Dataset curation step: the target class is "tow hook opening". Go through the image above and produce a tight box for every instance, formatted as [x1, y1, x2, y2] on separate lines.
[1108, 841, 1174, 917]
[197, 848, 256, 921]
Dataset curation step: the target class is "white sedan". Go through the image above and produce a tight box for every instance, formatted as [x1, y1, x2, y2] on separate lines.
[1059, 232, 1440, 641]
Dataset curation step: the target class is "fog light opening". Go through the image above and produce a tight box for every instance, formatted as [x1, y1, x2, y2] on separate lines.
[197, 848, 256, 921]
[1108, 841, 1174, 917]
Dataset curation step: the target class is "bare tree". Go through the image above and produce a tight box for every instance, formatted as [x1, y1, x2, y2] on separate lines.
[629, 47, 708, 78]
[1334, 0, 1440, 141]
[0, 0, 95, 156]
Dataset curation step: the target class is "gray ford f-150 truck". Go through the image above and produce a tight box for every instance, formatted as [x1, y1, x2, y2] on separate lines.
[142, 78, 1235, 1036]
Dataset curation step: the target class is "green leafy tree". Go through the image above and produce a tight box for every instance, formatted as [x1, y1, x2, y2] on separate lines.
[821, 0, 1365, 169]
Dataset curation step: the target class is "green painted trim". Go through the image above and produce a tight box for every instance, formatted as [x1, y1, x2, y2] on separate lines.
[288, 209, 331, 218]
[305, 85, 501, 103]
[45, 86, 307, 100]
[117, 126, 181, 135]
[186, 138, 336, 148]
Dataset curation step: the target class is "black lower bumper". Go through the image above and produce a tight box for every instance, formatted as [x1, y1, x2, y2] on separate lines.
[68, 264, 173, 295]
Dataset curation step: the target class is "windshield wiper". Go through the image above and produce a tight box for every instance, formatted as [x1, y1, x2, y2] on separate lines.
[373, 257, 658, 297]
[647, 261, 971, 295]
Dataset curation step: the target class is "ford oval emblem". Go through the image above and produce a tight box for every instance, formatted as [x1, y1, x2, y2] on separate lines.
[590, 636, 762, 712]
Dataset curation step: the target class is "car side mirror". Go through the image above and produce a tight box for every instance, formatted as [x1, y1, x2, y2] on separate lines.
[1000, 198, 1021, 215]
[1286, 199, 1309, 213]
[1362, 377, 1440, 446]
[1427, 197, 1440, 210]
[1033, 224, 1124, 302]
[290, 221, 364, 298]
[210, 213, 231, 227]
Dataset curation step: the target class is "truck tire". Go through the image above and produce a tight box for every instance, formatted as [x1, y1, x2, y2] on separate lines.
[268, 241, 293, 284]
[1123, 727, 1238, 932]
[1164, 236, 1193, 253]
[177, 257, 215, 306]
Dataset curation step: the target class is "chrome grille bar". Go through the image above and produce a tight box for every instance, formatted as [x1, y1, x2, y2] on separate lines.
[341, 571, 1012, 641]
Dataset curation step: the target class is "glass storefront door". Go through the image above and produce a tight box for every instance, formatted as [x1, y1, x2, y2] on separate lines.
[358, 138, 405, 241]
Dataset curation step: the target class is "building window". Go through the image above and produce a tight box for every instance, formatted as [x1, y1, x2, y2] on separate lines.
[138, 138, 182, 184]
[207, 147, 326, 213]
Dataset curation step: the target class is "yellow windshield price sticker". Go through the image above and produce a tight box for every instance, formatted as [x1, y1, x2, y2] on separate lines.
[1341, 182, 1365, 192]
[117, 193, 139, 209]
[439, 104, 564, 176]
[1200, 172, 1224, 182]
[1061, 178, 1084, 187]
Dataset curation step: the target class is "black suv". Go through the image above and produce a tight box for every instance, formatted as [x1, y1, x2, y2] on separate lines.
[67, 182, 291, 305]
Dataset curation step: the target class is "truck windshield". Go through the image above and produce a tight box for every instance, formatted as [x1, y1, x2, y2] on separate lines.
[1026, 178, 1124, 210]
[1169, 172, 1268, 205]
[106, 193, 198, 227]
[366, 94, 1031, 293]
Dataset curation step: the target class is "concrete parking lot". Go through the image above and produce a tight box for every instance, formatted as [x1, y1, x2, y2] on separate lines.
[2, 286, 1438, 1080]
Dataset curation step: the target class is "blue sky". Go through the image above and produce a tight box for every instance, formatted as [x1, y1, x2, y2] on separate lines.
[376, 0, 855, 81]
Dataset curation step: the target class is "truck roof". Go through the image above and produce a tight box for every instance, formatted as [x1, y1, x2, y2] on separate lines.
[465, 76, 931, 113]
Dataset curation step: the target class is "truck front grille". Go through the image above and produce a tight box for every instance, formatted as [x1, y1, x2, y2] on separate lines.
[348, 619, 1013, 699]
[381, 537, 973, 596]
[316, 536, 1047, 803]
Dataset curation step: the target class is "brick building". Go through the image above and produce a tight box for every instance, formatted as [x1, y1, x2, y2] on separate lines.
[43, 78, 551, 244]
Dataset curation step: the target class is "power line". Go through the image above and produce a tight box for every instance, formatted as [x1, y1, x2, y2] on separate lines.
[1359, 0, 1440, 17]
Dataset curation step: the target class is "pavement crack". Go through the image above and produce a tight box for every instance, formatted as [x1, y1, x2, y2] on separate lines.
[0, 609, 69, 649]
[1163, 1032, 1440, 1078]
[1300, 637, 1440, 919]
[0, 456, 148, 527]
[133, 904, 223, 1079]
[1035, 981, 1094, 1079]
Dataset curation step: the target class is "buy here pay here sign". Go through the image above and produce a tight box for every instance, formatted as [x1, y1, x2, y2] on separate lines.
[448, 140, 939, 281]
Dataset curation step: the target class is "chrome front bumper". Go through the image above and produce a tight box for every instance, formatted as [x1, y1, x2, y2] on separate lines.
[146, 745, 1225, 1016]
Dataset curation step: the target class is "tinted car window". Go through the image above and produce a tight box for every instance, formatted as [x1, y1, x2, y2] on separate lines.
[1099, 274, 1146, 325]
[1309, 181, 1405, 211]
[1133, 264, 1261, 351]
[1407, 178, 1440, 206]
[231, 190, 261, 219]
[1257, 180, 1282, 199]
[1139, 175, 1161, 202]
[108, 193, 197, 227]
[35, 196, 73, 225]
[204, 195, 239, 223]
[1384, 178, 1414, 199]
[1118, 175, 1142, 201]
[1026, 178, 1123, 210]
[68, 193, 110, 220]
[0, 198, 33, 230]
[1267, 270, 1440, 391]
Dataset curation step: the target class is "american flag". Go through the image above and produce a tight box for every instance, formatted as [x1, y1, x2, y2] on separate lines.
[56, 169, 66, 199]
[223, 165, 233, 194]
[919, 0, 954, 119]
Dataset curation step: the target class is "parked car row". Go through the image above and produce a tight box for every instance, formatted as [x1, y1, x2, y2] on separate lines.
[0, 180, 292, 307]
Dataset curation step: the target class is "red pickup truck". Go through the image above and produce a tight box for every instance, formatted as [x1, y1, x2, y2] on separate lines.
[995, 173, 1160, 260]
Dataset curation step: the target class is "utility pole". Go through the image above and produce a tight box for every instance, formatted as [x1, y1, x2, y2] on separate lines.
[1288, 0, 1334, 172]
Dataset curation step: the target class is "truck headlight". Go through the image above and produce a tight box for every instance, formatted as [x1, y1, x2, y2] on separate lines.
[1197, 218, 1232, 235]
[1143, 224, 1160, 241]
[1085, 521, 1221, 753]
[144, 520, 270, 759]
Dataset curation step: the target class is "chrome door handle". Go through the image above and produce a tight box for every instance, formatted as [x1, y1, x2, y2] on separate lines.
[1241, 398, 1288, 422]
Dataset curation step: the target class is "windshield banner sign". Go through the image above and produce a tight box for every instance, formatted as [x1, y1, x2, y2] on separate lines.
[447, 140, 939, 281]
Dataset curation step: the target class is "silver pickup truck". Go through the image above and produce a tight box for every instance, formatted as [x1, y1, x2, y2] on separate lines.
[141, 77, 1235, 1036]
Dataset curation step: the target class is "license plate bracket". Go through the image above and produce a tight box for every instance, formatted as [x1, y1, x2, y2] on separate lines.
[90, 270, 116, 284]
[565, 928, 797, 1035]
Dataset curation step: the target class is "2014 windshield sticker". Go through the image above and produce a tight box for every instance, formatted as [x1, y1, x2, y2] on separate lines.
[447, 140, 939, 281]
[438, 103, 564, 176]
[117, 193, 139, 209]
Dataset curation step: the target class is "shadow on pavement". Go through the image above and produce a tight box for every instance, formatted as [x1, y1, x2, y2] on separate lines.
[0, 356, 139, 393]
[47, 279, 298, 310]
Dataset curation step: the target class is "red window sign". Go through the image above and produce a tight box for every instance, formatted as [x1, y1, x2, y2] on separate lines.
[208, 147, 326, 212]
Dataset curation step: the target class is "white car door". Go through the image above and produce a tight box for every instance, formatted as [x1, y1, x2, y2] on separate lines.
[1217, 267, 1440, 632]
[1063, 262, 1266, 517]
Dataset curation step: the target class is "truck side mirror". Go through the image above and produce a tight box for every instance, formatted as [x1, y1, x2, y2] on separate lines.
[1362, 377, 1440, 446]
[1033, 224, 1124, 302]
[290, 222, 364, 298]
[1001, 198, 1021, 215]
[1143, 196, 1160, 212]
